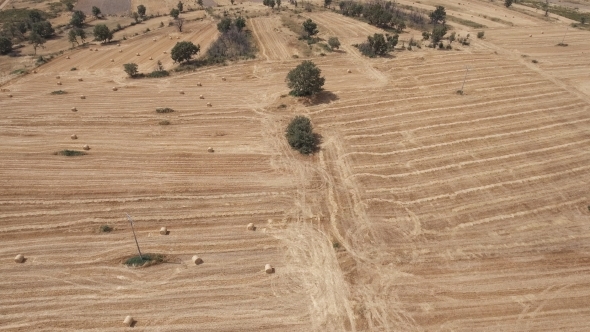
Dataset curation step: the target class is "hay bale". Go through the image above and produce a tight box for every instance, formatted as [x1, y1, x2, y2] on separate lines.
[265, 264, 274, 274]
[176, 36, 180, 39]
[95, 49, 98, 52]
[206, 102, 212, 107]
[136, 53, 140, 56]
[83, 144, 90, 150]
[112, 87, 118, 91]
[117, 43, 121, 46]
[207, 147, 214, 153]
[199, 94, 204, 99]
[56, 75, 60, 79]
[221, 77, 226, 81]
[89, 48, 93, 51]
[149, 57, 153, 60]
[14, 254, 25, 263]
[71, 134, 78, 139]
[78, 78, 83, 81]
[110, 58, 114, 62]
[119, 49, 122, 53]
[163, 51, 167, 54]
[347, 69, 352, 73]
[529, 34, 532, 37]
[247, 223, 256, 231]
[197, 82, 202, 86]
[123, 316, 133, 327]
[33, 70, 37, 74]
[160, 227, 168, 235]
[8, 94, 13, 97]
[66, 56, 70, 59]
[179, 90, 185, 95]
[153, 38, 156, 41]
[57, 81, 62, 85]
[192, 255, 204, 265]
[71, 107, 77, 112]
[80, 95, 85, 99]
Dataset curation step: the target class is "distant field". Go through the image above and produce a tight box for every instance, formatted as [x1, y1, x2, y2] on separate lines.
[75, 0, 131, 15]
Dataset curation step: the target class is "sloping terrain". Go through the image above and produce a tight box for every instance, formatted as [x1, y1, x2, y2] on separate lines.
[1, 1, 590, 331]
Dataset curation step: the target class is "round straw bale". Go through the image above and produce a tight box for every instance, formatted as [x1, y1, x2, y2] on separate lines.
[347, 69, 352, 73]
[78, 78, 83, 81]
[89, 48, 93, 51]
[56, 75, 60, 79]
[199, 95, 204, 99]
[169, 36, 172, 40]
[33, 70, 37, 74]
[71, 107, 77, 112]
[192, 255, 204, 265]
[57, 81, 62, 85]
[83, 144, 90, 150]
[179, 90, 185, 94]
[80, 95, 85, 99]
[95, 49, 98, 51]
[206, 102, 212, 107]
[265, 264, 274, 274]
[176, 36, 180, 39]
[136, 53, 140, 56]
[71, 134, 78, 139]
[247, 223, 256, 231]
[112, 87, 118, 91]
[197, 82, 202, 86]
[221, 77, 226, 81]
[149, 57, 153, 60]
[8, 94, 13, 97]
[117, 43, 121, 46]
[123, 316, 133, 326]
[14, 254, 25, 263]
[119, 49, 122, 53]
[110, 58, 114, 62]
[207, 147, 214, 153]
[163, 51, 167, 54]
[66, 56, 70, 59]
[160, 227, 168, 235]
[529, 34, 532, 37]
[153, 38, 156, 41]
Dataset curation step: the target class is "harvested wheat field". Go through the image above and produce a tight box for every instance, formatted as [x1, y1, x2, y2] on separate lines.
[1, 0, 590, 331]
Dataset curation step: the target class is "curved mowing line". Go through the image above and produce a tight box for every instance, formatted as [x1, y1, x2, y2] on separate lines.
[341, 117, 590, 159]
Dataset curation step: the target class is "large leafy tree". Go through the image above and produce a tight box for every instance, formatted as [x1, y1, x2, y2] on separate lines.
[286, 60, 325, 96]
[29, 31, 46, 55]
[137, 5, 147, 17]
[170, 41, 200, 63]
[0, 37, 12, 55]
[170, 8, 180, 18]
[302, 19, 318, 37]
[32, 21, 55, 38]
[286, 116, 318, 154]
[429, 6, 446, 26]
[70, 10, 86, 28]
[93, 24, 113, 43]
[431, 25, 447, 44]
[92, 6, 101, 17]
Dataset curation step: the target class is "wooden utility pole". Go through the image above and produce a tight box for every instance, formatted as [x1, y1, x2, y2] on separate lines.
[126, 213, 143, 260]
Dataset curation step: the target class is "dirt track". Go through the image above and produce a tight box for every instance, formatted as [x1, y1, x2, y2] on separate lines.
[2, 1, 590, 331]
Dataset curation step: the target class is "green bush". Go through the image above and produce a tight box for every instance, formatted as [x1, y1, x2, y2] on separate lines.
[156, 107, 174, 113]
[124, 63, 139, 77]
[124, 253, 164, 267]
[146, 70, 170, 78]
[477, 31, 485, 39]
[171, 41, 200, 63]
[159, 120, 171, 125]
[50, 90, 67, 95]
[99, 225, 113, 232]
[55, 150, 87, 156]
[286, 60, 325, 97]
[286, 115, 318, 154]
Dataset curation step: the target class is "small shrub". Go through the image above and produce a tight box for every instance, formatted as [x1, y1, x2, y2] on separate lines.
[477, 31, 485, 39]
[557, 43, 568, 47]
[456, 89, 464, 95]
[532, 59, 538, 63]
[159, 120, 171, 125]
[70, 67, 77, 71]
[50, 90, 67, 95]
[156, 107, 175, 113]
[55, 149, 87, 156]
[333, 242, 340, 249]
[99, 225, 113, 232]
[146, 70, 170, 78]
[124, 253, 164, 267]
[124, 63, 139, 77]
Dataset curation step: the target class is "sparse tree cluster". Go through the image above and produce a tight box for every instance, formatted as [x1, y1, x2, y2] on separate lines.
[70, 10, 86, 28]
[0, 9, 56, 55]
[263, 0, 277, 9]
[208, 17, 253, 59]
[339, 0, 425, 32]
[302, 19, 318, 38]
[92, 6, 102, 18]
[357, 33, 398, 57]
[68, 28, 86, 47]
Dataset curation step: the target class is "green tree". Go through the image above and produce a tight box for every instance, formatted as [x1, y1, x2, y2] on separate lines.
[235, 16, 246, 32]
[276, 0, 281, 7]
[431, 25, 447, 44]
[28, 10, 43, 23]
[132, 12, 140, 23]
[269, 0, 276, 8]
[29, 31, 46, 55]
[325, 0, 332, 7]
[137, 4, 147, 17]
[70, 10, 86, 28]
[217, 17, 232, 32]
[0, 37, 12, 55]
[286, 60, 325, 96]
[123, 63, 138, 77]
[197, 0, 203, 7]
[504, 0, 513, 7]
[93, 24, 113, 43]
[429, 5, 446, 26]
[286, 116, 318, 154]
[328, 36, 340, 49]
[170, 8, 180, 18]
[32, 21, 55, 38]
[542, 0, 549, 16]
[368, 33, 388, 55]
[581, 17, 587, 25]
[92, 6, 101, 17]
[231, 0, 235, 4]
[177, 1, 184, 12]
[302, 19, 318, 37]
[66, 2, 74, 11]
[68, 29, 78, 46]
[171, 41, 200, 63]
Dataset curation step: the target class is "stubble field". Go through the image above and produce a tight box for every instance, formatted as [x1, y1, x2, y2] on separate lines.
[1, 0, 590, 331]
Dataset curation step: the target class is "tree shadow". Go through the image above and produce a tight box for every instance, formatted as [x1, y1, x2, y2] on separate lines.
[301, 90, 338, 106]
